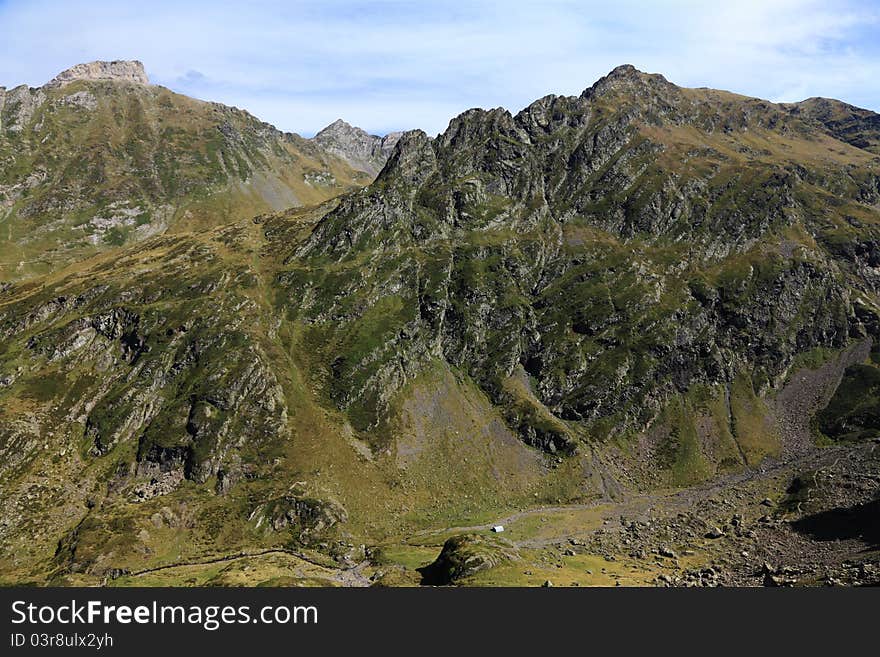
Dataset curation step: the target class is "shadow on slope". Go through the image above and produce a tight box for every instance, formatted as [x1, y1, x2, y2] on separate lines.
[791, 498, 880, 549]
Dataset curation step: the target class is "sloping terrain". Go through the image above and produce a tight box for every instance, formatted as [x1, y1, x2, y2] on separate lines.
[786, 97, 880, 155]
[0, 61, 373, 282]
[1, 65, 879, 586]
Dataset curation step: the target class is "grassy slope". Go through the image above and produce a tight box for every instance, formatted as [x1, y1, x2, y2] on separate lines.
[0, 80, 369, 282]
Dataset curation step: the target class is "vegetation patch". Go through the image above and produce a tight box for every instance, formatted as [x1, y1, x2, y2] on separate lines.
[418, 533, 520, 585]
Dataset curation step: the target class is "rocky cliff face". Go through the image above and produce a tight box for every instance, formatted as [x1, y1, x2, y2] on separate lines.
[1, 65, 879, 585]
[47, 60, 150, 88]
[313, 119, 402, 176]
[0, 63, 371, 282]
[292, 65, 880, 456]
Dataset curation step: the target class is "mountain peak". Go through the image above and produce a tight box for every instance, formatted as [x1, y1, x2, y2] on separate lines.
[608, 63, 640, 77]
[582, 63, 673, 100]
[46, 60, 149, 88]
[313, 119, 403, 177]
[322, 118, 355, 132]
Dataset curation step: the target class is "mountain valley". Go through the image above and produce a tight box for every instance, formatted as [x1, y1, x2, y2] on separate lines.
[0, 62, 878, 587]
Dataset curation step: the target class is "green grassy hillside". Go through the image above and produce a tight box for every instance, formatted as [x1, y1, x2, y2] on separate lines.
[0, 67, 370, 282]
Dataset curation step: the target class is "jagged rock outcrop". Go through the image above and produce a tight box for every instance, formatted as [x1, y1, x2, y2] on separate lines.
[250, 489, 348, 539]
[284, 66, 880, 452]
[313, 119, 402, 176]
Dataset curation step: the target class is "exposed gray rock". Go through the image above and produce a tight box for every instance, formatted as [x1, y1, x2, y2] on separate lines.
[3, 64, 880, 587]
[286, 67, 878, 452]
[2, 84, 45, 132]
[250, 491, 348, 541]
[785, 96, 880, 154]
[0, 61, 369, 282]
[313, 118, 402, 176]
[59, 90, 98, 110]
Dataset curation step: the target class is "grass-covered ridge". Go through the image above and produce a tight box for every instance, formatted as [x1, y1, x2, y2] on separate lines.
[0, 78, 369, 282]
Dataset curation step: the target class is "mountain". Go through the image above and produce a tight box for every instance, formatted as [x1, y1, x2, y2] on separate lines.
[313, 119, 403, 176]
[0, 61, 386, 282]
[784, 97, 880, 155]
[1, 65, 879, 586]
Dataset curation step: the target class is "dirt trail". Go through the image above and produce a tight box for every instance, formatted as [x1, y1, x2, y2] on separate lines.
[410, 503, 607, 540]
[115, 440, 870, 587]
[120, 548, 374, 587]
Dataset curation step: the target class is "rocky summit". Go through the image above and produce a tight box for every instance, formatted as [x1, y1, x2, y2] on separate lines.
[46, 60, 151, 88]
[0, 64, 878, 587]
[314, 119, 403, 176]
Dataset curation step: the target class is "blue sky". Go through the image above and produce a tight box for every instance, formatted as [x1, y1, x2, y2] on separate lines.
[0, 0, 878, 136]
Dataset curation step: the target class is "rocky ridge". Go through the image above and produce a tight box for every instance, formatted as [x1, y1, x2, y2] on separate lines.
[292, 64, 880, 457]
[313, 119, 403, 176]
[46, 60, 150, 88]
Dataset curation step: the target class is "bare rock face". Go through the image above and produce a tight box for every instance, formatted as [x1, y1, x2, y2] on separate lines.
[1, 84, 45, 132]
[313, 118, 402, 176]
[46, 60, 149, 88]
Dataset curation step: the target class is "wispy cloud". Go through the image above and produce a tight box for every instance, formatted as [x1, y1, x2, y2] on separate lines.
[0, 0, 877, 136]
